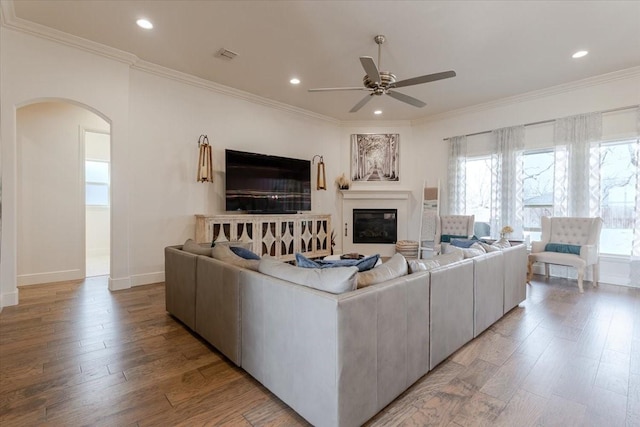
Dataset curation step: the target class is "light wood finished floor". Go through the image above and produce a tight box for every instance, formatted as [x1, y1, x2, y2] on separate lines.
[1, 276, 639, 426]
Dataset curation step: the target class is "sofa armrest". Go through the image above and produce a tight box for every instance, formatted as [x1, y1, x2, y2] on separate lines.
[531, 240, 546, 253]
[580, 244, 599, 266]
[164, 246, 198, 330]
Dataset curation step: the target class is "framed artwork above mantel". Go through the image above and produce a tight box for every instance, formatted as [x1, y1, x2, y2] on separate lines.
[350, 133, 399, 182]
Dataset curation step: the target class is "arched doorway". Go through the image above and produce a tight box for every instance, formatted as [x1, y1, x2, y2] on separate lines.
[16, 100, 111, 285]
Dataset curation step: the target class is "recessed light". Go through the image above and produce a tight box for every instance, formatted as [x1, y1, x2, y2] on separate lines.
[572, 50, 588, 59]
[136, 18, 153, 30]
[374, 110, 382, 115]
[290, 78, 301, 85]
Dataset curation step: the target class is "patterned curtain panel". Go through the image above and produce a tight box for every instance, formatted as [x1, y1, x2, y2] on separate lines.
[447, 136, 467, 215]
[553, 112, 603, 217]
[631, 108, 640, 286]
[490, 126, 525, 238]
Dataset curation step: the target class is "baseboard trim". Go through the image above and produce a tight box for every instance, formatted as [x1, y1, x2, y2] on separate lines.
[0, 290, 19, 309]
[131, 272, 165, 287]
[109, 276, 131, 291]
[18, 269, 83, 286]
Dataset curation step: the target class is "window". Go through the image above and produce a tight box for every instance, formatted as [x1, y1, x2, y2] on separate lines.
[522, 150, 554, 242]
[465, 156, 492, 224]
[598, 139, 638, 255]
[85, 160, 109, 206]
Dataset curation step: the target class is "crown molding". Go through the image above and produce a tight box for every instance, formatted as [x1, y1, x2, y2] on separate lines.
[339, 120, 412, 128]
[411, 66, 640, 126]
[0, 0, 338, 125]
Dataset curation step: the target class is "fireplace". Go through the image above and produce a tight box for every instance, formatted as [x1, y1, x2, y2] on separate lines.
[353, 209, 397, 244]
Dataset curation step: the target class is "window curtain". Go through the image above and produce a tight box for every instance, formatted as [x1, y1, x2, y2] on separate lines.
[447, 136, 467, 215]
[631, 108, 640, 286]
[490, 126, 525, 237]
[553, 112, 602, 217]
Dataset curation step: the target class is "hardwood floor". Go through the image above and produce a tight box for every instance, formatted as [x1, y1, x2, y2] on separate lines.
[1, 275, 639, 426]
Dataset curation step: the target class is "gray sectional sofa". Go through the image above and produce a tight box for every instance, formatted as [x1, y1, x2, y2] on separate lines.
[164, 243, 527, 427]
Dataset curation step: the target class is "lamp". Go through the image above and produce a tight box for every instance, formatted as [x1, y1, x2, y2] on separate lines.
[312, 155, 326, 190]
[197, 135, 213, 183]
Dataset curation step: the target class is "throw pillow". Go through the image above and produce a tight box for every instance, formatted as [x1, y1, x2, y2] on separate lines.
[230, 246, 261, 260]
[182, 239, 213, 256]
[258, 257, 357, 294]
[408, 259, 440, 274]
[433, 247, 464, 266]
[492, 238, 511, 249]
[295, 253, 381, 272]
[440, 234, 468, 243]
[356, 253, 408, 289]
[450, 238, 479, 248]
[211, 244, 260, 271]
[479, 241, 501, 252]
[459, 242, 486, 258]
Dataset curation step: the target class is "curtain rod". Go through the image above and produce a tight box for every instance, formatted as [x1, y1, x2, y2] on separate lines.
[442, 104, 639, 141]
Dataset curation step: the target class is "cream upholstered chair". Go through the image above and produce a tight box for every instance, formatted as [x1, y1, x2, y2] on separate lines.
[528, 216, 603, 293]
[434, 215, 475, 253]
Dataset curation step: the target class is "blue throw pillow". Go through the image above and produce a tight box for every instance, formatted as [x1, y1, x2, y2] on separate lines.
[230, 246, 261, 260]
[450, 238, 479, 248]
[295, 253, 322, 268]
[295, 253, 380, 272]
[545, 243, 581, 255]
[440, 234, 468, 243]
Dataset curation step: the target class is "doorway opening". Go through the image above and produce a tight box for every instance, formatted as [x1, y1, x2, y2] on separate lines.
[84, 129, 111, 277]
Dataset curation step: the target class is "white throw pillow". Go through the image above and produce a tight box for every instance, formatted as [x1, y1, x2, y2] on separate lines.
[258, 257, 357, 294]
[408, 259, 440, 274]
[356, 253, 408, 289]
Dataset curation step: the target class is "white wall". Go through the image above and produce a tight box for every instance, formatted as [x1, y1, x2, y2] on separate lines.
[16, 102, 109, 285]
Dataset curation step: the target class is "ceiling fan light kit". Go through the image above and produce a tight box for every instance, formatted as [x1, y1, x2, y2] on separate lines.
[309, 34, 456, 112]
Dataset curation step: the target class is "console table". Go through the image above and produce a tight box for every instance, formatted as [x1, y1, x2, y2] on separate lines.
[195, 214, 331, 262]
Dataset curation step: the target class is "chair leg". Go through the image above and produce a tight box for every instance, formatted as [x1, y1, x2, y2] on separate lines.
[577, 268, 584, 293]
[527, 259, 533, 284]
[593, 263, 599, 287]
[545, 263, 550, 279]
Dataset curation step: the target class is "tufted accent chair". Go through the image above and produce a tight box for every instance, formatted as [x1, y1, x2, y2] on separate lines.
[528, 216, 603, 293]
[434, 215, 475, 253]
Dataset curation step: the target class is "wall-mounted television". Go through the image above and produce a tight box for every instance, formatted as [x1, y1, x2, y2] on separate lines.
[225, 149, 311, 213]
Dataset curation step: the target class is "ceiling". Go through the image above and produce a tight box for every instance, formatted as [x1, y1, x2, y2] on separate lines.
[8, 0, 640, 121]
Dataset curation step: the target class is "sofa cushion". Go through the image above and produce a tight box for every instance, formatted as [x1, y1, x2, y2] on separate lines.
[182, 239, 213, 256]
[545, 242, 581, 255]
[295, 253, 380, 272]
[479, 241, 501, 252]
[258, 257, 357, 294]
[230, 246, 261, 260]
[445, 243, 485, 259]
[212, 244, 260, 271]
[356, 253, 408, 289]
[408, 259, 440, 273]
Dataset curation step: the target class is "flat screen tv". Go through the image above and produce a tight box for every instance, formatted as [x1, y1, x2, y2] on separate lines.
[225, 149, 311, 213]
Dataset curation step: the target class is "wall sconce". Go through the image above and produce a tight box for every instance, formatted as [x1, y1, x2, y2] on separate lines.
[197, 135, 213, 183]
[312, 155, 326, 190]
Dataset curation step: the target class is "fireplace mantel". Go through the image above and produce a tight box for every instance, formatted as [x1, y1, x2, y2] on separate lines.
[340, 189, 411, 200]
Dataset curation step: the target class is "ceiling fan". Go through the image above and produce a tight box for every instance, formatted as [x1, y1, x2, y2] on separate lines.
[309, 35, 456, 113]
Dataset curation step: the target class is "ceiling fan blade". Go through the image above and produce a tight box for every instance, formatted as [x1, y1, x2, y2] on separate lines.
[308, 87, 368, 92]
[386, 90, 426, 108]
[349, 94, 374, 113]
[360, 56, 381, 84]
[392, 70, 456, 88]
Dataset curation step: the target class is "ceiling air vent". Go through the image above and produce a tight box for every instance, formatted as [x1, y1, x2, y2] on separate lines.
[215, 48, 238, 60]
